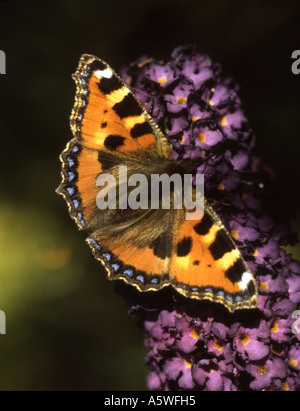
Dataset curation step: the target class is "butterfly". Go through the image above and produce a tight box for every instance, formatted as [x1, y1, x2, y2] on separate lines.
[56, 54, 258, 313]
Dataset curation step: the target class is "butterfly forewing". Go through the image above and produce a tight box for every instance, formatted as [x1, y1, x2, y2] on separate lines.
[70, 54, 172, 157]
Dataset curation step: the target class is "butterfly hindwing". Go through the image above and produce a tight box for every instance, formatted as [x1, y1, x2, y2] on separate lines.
[85, 202, 258, 313]
[170, 201, 257, 312]
[57, 139, 103, 228]
[87, 233, 172, 292]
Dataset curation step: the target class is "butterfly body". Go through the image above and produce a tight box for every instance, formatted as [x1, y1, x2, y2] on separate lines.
[57, 54, 258, 313]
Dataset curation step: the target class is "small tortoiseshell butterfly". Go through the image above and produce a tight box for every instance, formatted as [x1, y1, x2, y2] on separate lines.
[57, 54, 258, 313]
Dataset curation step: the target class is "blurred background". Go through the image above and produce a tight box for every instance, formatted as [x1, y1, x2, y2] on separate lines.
[0, 0, 299, 390]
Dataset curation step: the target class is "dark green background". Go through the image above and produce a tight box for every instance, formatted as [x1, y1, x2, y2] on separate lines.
[0, 0, 299, 391]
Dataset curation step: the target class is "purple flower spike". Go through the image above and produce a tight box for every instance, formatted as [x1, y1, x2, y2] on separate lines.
[120, 45, 300, 391]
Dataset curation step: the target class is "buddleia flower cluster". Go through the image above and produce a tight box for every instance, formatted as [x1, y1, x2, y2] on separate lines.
[119, 45, 300, 391]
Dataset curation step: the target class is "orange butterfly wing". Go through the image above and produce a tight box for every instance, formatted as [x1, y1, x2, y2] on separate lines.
[70, 54, 170, 155]
[87, 234, 172, 293]
[57, 54, 171, 227]
[169, 205, 257, 312]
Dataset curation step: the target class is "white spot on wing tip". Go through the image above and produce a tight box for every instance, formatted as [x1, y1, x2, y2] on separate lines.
[238, 271, 253, 291]
[94, 68, 113, 79]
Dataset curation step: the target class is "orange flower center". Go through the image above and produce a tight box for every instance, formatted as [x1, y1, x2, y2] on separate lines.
[289, 358, 298, 368]
[271, 322, 279, 333]
[184, 360, 192, 368]
[214, 340, 224, 351]
[157, 76, 167, 84]
[230, 230, 238, 240]
[240, 334, 250, 345]
[197, 133, 206, 143]
[260, 282, 268, 291]
[190, 329, 199, 339]
[258, 365, 268, 375]
[282, 382, 289, 391]
[176, 97, 186, 105]
[220, 116, 227, 126]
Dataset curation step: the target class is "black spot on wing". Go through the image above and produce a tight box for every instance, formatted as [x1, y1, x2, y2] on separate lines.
[149, 233, 171, 260]
[101, 121, 107, 128]
[113, 93, 143, 119]
[194, 213, 214, 236]
[104, 135, 125, 150]
[89, 60, 107, 72]
[130, 122, 153, 138]
[247, 279, 256, 296]
[97, 76, 123, 95]
[176, 237, 192, 257]
[225, 258, 245, 284]
[209, 230, 235, 260]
